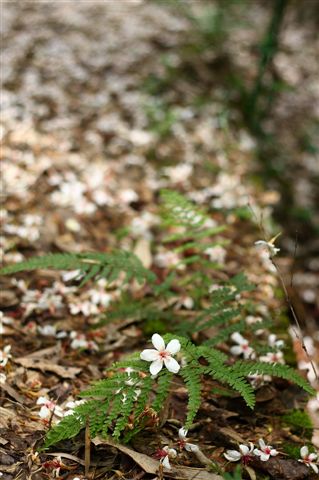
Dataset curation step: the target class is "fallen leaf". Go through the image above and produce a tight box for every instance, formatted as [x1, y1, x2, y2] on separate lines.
[14, 358, 81, 378]
[92, 437, 223, 480]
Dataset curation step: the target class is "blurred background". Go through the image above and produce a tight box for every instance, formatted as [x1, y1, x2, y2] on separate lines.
[1, 0, 318, 333]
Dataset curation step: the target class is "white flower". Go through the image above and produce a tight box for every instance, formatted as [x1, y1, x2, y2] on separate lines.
[259, 351, 285, 364]
[224, 443, 254, 463]
[204, 246, 226, 264]
[88, 289, 112, 307]
[140, 334, 181, 375]
[63, 399, 86, 417]
[69, 301, 99, 316]
[154, 251, 182, 269]
[255, 240, 280, 258]
[37, 396, 64, 420]
[253, 439, 278, 461]
[0, 345, 12, 367]
[230, 333, 254, 359]
[156, 446, 177, 470]
[0, 373, 7, 384]
[268, 334, 284, 349]
[69, 331, 98, 351]
[174, 296, 194, 310]
[178, 428, 199, 453]
[38, 325, 57, 336]
[298, 446, 318, 474]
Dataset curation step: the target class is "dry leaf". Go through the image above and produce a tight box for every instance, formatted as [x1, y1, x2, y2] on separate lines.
[92, 437, 223, 480]
[14, 357, 81, 378]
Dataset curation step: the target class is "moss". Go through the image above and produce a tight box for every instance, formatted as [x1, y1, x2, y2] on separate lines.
[282, 443, 302, 460]
[282, 409, 313, 439]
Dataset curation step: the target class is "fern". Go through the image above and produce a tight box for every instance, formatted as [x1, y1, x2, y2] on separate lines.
[231, 361, 315, 396]
[0, 250, 155, 286]
[180, 362, 202, 428]
[188, 273, 254, 337]
[160, 189, 207, 229]
[43, 333, 315, 447]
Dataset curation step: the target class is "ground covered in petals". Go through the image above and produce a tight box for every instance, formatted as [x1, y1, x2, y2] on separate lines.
[1, 2, 318, 480]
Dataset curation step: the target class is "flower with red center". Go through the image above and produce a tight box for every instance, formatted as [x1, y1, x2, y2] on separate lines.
[253, 439, 278, 461]
[154, 446, 177, 470]
[298, 446, 318, 474]
[230, 332, 254, 360]
[140, 334, 181, 375]
[224, 443, 254, 464]
[260, 350, 285, 365]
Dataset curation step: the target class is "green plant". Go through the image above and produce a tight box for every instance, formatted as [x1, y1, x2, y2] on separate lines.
[0, 190, 315, 450]
[43, 334, 313, 448]
[282, 409, 313, 439]
[0, 250, 155, 287]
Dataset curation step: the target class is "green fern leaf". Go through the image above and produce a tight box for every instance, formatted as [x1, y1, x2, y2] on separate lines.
[0, 250, 155, 286]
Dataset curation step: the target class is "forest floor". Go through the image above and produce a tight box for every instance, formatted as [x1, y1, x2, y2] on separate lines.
[1, 2, 318, 480]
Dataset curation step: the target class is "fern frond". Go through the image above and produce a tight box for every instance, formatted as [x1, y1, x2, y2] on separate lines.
[201, 347, 256, 408]
[180, 362, 202, 427]
[203, 319, 247, 346]
[160, 190, 207, 229]
[232, 361, 316, 396]
[0, 250, 155, 286]
[43, 401, 95, 448]
[152, 370, 173, 413]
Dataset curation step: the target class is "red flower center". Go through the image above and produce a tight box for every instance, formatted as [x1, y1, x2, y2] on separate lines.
[154, 449, 168, 459]
[159, 350, 169, 359]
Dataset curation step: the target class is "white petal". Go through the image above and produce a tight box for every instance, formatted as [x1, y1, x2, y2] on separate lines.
[224, 450, 241, 462]
[300, 446, 309, 458]
[243, 348, 254, 359]
[231, 332, 246, 345]
[259, 439, 266, 450]
[259, 452, 270, 462]
[185, 443, 199, 453]
[255, 241, 268, 247]
[150, 359, 163, 375]
[168, 448, 177, 458]
[230, 346, 243, 356]
[166, 339, 181, 355]
[36, 396, 48, 405]
[308, 453, 318, 461]
[253, 449, 261, 457]
[152, 333, 165, 351]
[239, 445, 249, 455]
[163, 356, 180, 373]
[39, 406, 50, 419]
[179, 428, 187, 440]
[161, 456, 171, 470]
[270, 449, 278, 457]
[310, 463, 318, 474]
[140, 349, 159, 361]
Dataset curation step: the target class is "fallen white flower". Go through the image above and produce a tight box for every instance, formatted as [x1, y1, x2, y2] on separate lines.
[230, 332, 254, 359]
[259, 351, 285, 364]
[178, 427, 199, 453]
[0, 345, 12, 367]
[253, 438, 278, 461]
[224, 443, 254, 463]
[157, 446, 177, 470]
[140, 333, 181, 375]
[298, 445, 318, 474]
